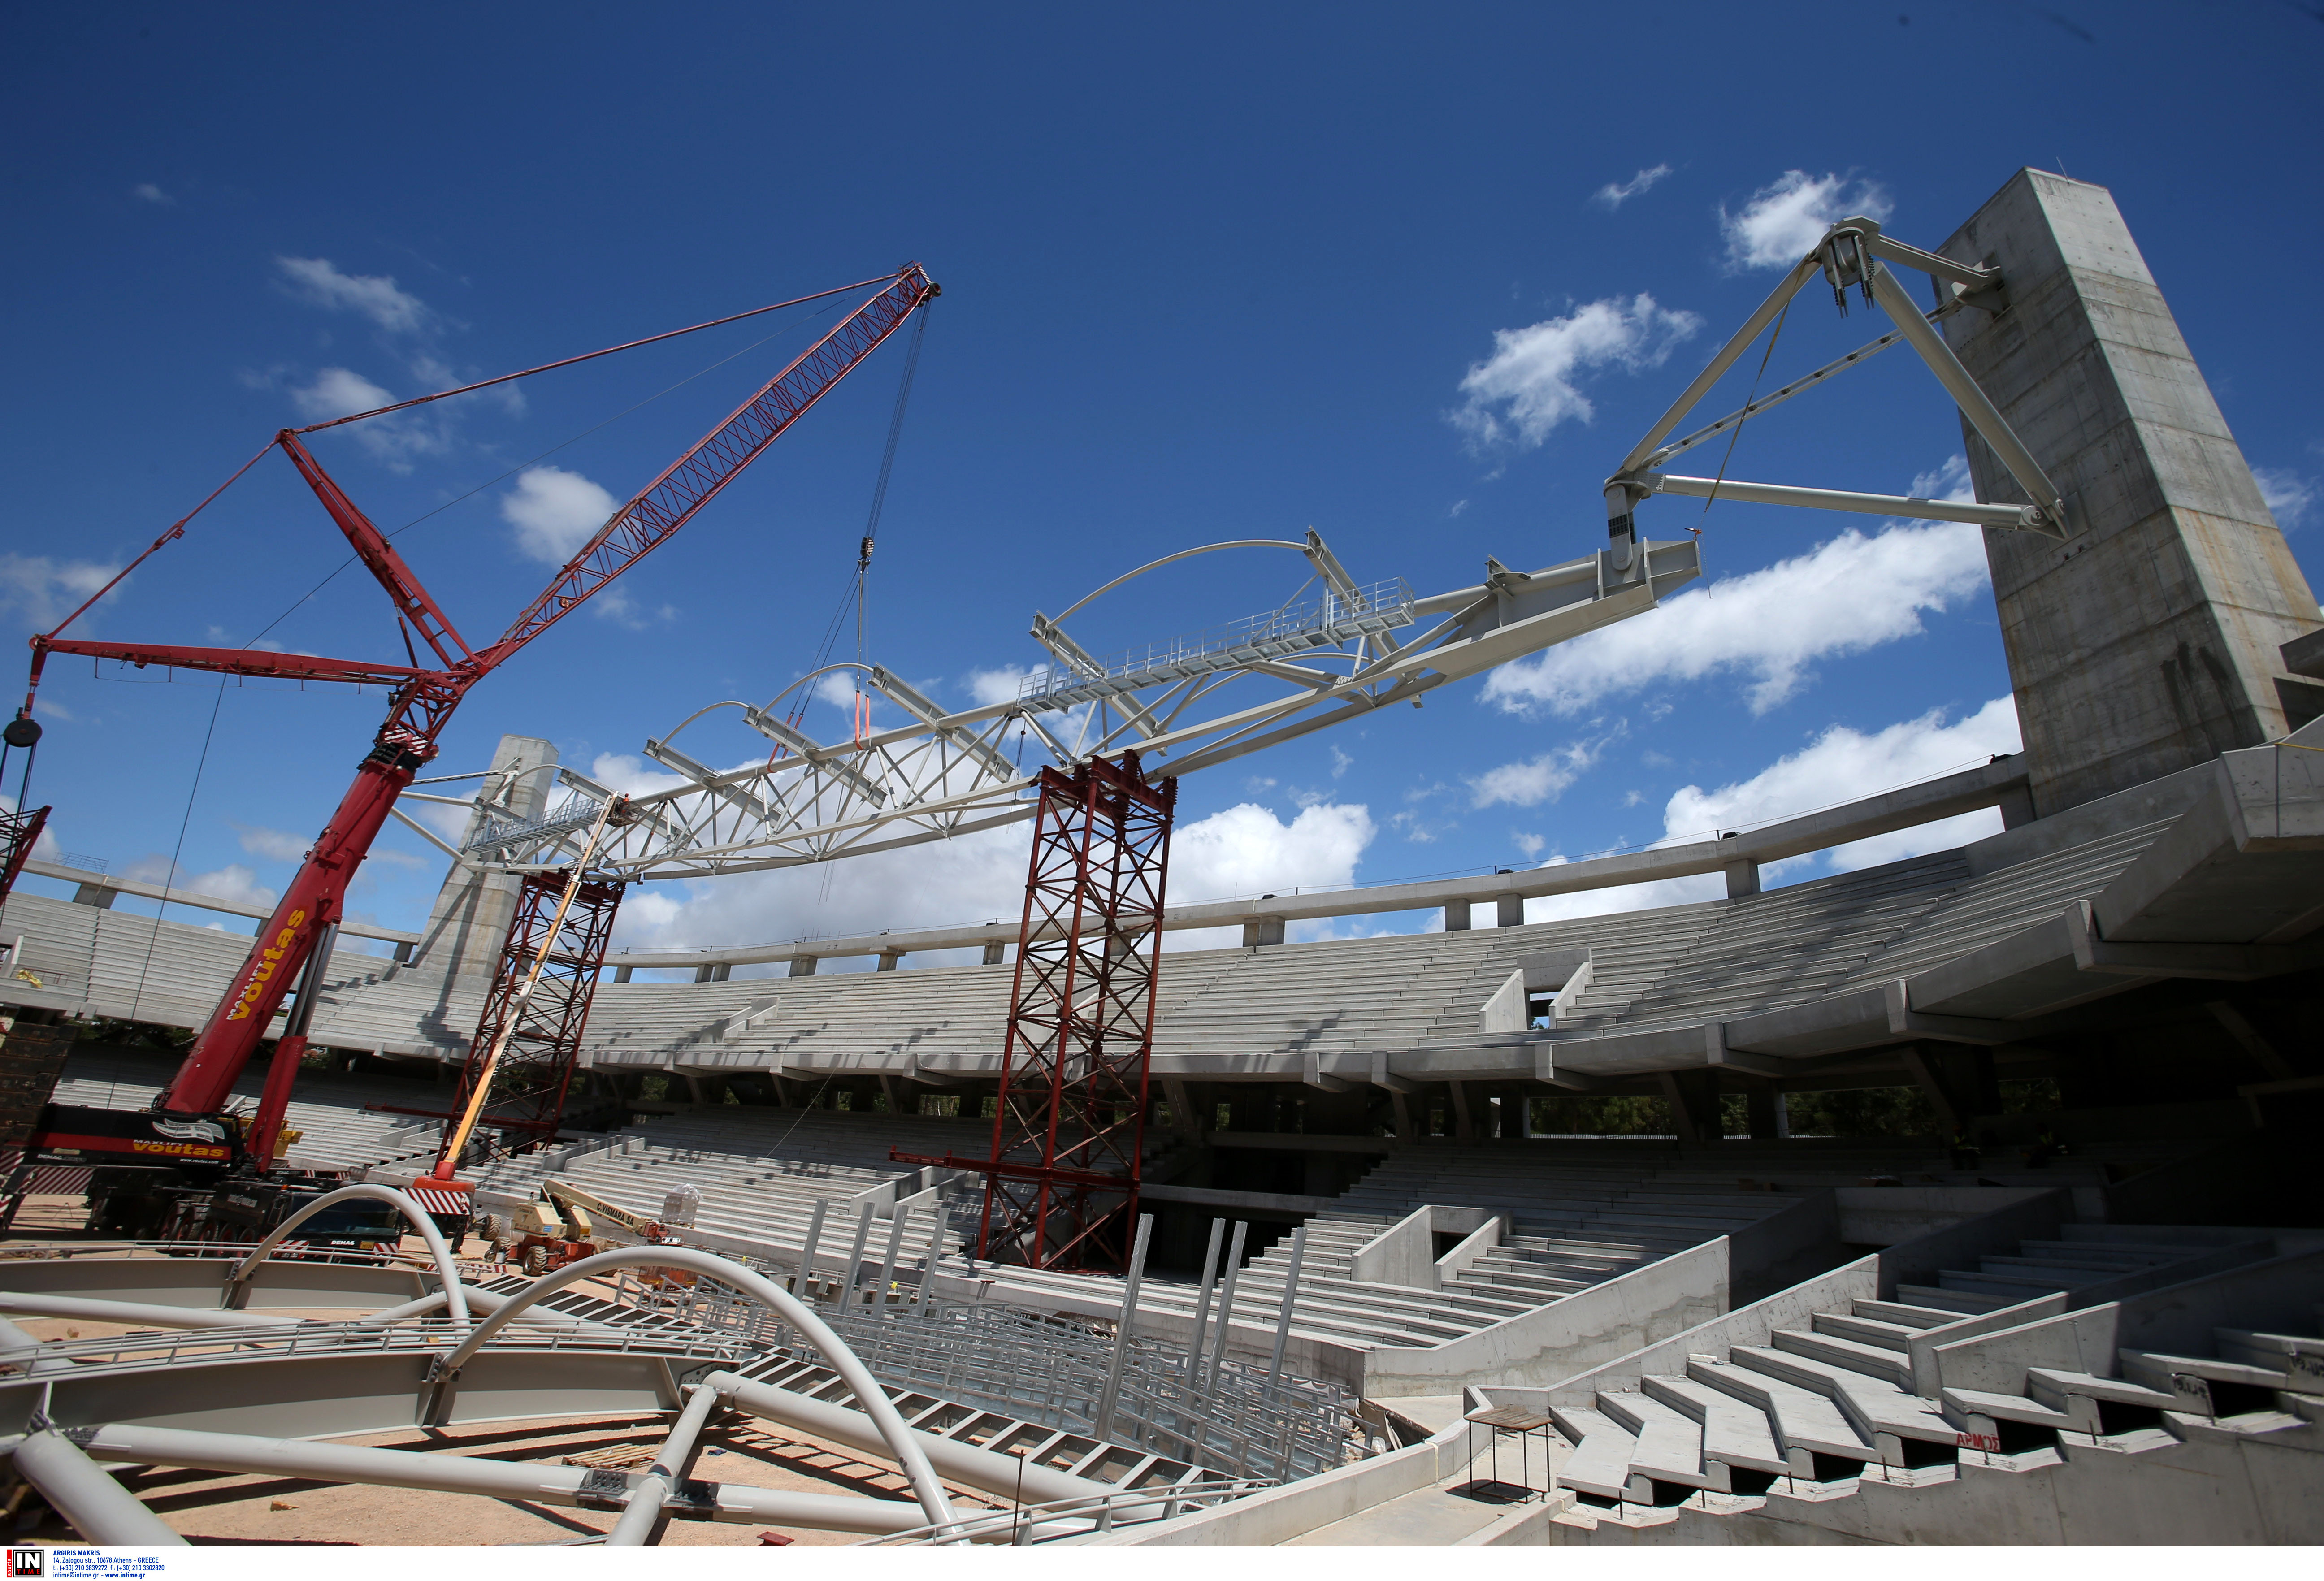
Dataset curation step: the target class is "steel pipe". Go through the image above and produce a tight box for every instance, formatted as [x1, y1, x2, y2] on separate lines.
[706, 1372, 1110, 1507]
[1867, 261, 2068, 537]
[606, 1383, 723, 1546]
[59, 1421, 926, 1536]
[225, 1184, 469, 1330]
[0, 1292, 291, 1331]
[8, 1429, 186, 1546]
[430, 1246, 955, 1533]
[1643, 472, 2047, 530]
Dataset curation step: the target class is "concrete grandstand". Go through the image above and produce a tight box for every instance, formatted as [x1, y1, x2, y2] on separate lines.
[2, 169, 2320, 1546]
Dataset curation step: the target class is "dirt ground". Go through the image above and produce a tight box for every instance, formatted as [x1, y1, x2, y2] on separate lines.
[13, 1412, 1007, 1548]
[0, 1220, 1012, 1548]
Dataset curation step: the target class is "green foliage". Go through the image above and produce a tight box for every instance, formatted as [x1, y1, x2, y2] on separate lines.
[2000, 1077, 2060, 1114]
[1528, 1094, 1674, 1136]
[637, 1074, 669, 1101]
[1782, 1085, 1940, 1140]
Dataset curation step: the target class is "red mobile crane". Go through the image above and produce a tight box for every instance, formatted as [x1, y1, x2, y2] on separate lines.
[11, 265, 938, 1206]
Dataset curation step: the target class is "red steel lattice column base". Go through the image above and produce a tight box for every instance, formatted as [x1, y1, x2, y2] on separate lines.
[438, 871, 624, 1165]
[975, 750, 1176, 1272]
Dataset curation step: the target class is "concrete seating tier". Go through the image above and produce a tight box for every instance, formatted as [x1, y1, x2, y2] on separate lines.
[48, 1046, 440, 1173]
[1540, 1226, 2297, 1539]
[0, 810, 2175, 1089]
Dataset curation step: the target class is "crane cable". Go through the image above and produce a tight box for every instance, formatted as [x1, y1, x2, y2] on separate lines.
[770, 306, 933, 762]
[1692, 295, 1791, 537]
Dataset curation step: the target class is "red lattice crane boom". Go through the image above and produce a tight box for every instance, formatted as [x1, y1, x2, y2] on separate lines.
[22, 265, 938, 1131]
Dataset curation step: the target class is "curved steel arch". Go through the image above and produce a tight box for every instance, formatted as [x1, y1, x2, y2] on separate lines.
[225, 1184, 470, 1330]
[433, 1244, 957, 1534]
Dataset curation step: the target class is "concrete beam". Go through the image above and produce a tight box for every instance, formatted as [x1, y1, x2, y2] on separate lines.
[596, 755, 2030, 970]
[23, 858, 421, 945]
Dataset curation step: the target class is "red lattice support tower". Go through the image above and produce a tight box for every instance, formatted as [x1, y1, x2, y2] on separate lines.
[440, 871, 625, 1161]
[974, 750, 1176, 1271]
[0, 804, 47, 910]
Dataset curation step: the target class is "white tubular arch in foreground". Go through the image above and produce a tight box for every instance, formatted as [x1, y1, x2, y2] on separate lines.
[434, 1245, 957, 1533]
[226, 1184, 470, 1330]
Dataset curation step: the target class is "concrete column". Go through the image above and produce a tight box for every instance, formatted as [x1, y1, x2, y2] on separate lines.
[1496, 895, 1525, 927]
[612, 965, 633, 983]
[695, 962, 731, 983]
[876, 950, 902, 972]
[981, 940, 1007, 966]
[1659, 1070, 1724, 1147]
[1744, 1084, 1782, 1140]
[70, 883, 118, 909]
[1940, 172, 2321, 815]
[787, 957, 816, 978]
[1722, 858, 1761, 899]
[1241, 916, 1286, 947]
[1444, 903, 1472, 932]
[1448, 1081, 1475, 1142]
[414, 733, 559, 980]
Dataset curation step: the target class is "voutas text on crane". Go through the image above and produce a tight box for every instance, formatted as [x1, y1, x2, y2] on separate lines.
[16, 264, 939, 1191]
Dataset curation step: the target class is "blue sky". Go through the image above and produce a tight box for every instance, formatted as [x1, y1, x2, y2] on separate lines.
[5, 2, 2320, 975]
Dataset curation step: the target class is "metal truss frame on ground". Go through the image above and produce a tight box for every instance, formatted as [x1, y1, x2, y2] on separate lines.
[438, 527, 1704, 880]
[647, 1261, 1353, 1484]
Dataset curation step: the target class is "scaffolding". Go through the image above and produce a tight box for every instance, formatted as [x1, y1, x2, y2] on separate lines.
[441, 871, 624, 1156]
[980, 751, 1175, 1271]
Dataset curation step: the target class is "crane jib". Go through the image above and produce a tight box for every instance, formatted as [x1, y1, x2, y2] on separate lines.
[121, 265, 939, 1121]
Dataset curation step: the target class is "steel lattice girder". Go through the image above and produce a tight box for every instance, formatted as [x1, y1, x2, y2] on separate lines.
[444, 871, 624, 1147]
[975, 752, 1175, 1271]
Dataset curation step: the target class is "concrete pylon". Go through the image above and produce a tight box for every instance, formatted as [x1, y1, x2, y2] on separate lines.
[1940, 171, 2320, 816]
[412, 733, 559, 983]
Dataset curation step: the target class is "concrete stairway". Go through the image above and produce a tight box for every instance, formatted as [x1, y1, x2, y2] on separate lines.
[1539, 1227, 2298, 1537]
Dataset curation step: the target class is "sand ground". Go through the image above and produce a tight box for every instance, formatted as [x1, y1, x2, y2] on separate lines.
[0, 1221, 1013, 1548]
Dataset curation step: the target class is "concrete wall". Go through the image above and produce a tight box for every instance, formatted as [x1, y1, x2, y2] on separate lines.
[1870, 1187, 2066, 1299]
[1933, 1241, 2324, 1397]
[1940, 171, 2320, 816]
[1098, 1410, 1474, 1546]
[1360, 1236, 1730, 1397]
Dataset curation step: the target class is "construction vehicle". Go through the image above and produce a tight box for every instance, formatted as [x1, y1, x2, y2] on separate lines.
[488, 1177, 683, 1278]
[2, 268, 938, 1233]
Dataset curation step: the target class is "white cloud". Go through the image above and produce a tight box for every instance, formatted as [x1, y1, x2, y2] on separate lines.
[276, 256, 432, 334]
[1451, 294, 1703, 449]
[1665, 696, 2019, 843]
[1594, 164, 1673, 209]
[232, 823, 311, 863]
[287, 367, 457, 471]
[1468, 735, 1610, 808]
[965, 666, 1032, 708]
[1513, 697, 2017, 923]
[501, 465, 617, 565]
[604, 797, 1377, 968]
[1484, 518, 1991, 717]
[0, 554, 122, 631]
[1329, 745, 1353, 779]
[131, 182, 172, 206]
[1719, 170, 1893, 271]
[1523, 868, 1726, 924]
[588, 753, 693, 799]
[123, 857, 280, 911]
[2254, 467, 2315, 529]
[1912, 455, 1976, 505]
[1169, 802, 1374, 905]
[1512, 833, 1544, 858]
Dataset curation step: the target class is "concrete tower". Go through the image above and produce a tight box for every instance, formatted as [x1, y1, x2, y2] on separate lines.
[414, 732, 559, 983]
[1939, 170, 2320, 817]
